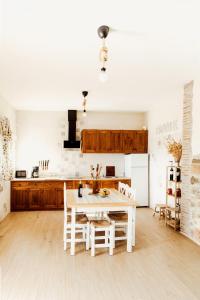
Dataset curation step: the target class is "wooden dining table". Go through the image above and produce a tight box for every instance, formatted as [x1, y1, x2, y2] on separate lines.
[67, 188, 136, 255]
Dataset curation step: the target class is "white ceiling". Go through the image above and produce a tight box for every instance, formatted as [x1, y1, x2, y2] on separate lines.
[0, 0, 200, 111]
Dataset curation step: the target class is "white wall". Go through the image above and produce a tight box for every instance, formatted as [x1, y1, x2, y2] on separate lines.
[147, 93, 182, 208]
[16, 110, 147, 178]
[0, 95, 16, 221]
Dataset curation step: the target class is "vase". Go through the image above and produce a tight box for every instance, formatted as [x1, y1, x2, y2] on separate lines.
[92, 180, 100, 194]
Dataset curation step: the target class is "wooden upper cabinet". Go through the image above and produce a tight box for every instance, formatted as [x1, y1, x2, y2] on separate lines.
[98, 130, 111, 152]
[81, 130, 98, 153]
[136, 130, 148, 153]
[123, 130, 138, 153]
[81, 129, 148, 153]
[109, 130, 122, 153]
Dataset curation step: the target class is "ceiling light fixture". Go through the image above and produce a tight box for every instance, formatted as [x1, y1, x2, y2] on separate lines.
[97, 25, 109, 82]
[82, 91, 88, 117]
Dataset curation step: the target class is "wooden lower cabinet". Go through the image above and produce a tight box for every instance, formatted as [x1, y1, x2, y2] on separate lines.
[11, 188, 28, 211]
[43, 189, 57, 209]
[55, 188, 64, 209]
[29, 189, 42, 210]
[11, 178, 131, 211]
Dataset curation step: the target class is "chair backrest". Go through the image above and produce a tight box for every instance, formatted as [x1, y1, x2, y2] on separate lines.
[125, 187, 136, 200]
[118, 182, 127, 195]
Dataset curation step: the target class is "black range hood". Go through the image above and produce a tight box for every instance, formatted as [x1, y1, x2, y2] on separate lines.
[63, 110, 80, 149]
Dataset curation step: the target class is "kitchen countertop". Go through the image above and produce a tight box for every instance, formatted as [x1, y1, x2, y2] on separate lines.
[11, 177, 131, 182]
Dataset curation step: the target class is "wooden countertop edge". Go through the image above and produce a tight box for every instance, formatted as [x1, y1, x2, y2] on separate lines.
[11, 178, 131, 182]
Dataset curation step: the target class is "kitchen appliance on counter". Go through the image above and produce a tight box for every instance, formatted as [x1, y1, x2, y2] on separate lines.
[125, 154, 149, 207]
[15, 170, 27, 178]
[106, 166, 115, 177]
[31, 166, 39, 178]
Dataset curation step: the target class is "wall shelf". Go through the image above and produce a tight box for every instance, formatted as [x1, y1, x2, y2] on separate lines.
[166, 165, 181, 231]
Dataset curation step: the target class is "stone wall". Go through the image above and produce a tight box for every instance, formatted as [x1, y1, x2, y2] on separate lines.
[181, 81, 200, 245]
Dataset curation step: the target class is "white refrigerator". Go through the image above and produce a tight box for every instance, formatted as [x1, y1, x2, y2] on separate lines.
[125, 154, 149, 207]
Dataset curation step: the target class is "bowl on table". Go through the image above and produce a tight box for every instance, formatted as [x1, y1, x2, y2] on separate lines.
[99, 188, 110, 198]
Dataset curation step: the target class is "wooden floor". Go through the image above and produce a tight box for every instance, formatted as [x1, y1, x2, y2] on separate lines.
[0, 209, 200, 300]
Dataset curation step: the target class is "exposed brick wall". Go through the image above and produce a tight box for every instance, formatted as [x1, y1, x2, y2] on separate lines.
[181, 81, 200, 245]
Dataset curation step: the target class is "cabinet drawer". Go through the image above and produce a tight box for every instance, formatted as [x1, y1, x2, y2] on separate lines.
[65, 181, 74, 189]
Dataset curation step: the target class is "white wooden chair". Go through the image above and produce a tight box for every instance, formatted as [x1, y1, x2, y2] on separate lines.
[118, 182, 127, 194]
[63, 183, 90, 251]
[108, 187, 136, 247]
[90, 219, 114, 256]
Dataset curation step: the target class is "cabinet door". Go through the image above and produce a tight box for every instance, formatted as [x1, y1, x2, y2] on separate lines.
[110, 130, 122, 153]
[81, 130, 98, 153]
[122, 131, 138, 153]
[101, 180, 118, 189]
[42, 189, 57, 209]
[55, 188, 64, 209]
[136, 131, 148, 153]
[97, 130, 110, 152]
[29, 189, 42, 210]
[11, 188, 28, 211]
[66, 180, 74, 189]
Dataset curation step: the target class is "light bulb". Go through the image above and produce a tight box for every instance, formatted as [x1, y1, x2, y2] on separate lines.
[99, 67, 108, 82]
[83, 109, 87, 117]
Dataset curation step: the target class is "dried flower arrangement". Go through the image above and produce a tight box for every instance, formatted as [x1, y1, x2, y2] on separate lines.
[90, 164, 102, 179]
[0, 117, 13, 180]
[166, 138, 182, 163]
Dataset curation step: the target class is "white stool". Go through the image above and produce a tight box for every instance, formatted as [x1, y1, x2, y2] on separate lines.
[90, 219, 114, 257]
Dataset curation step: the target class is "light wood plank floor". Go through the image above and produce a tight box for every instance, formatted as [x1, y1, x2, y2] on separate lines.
[0, 209, 200, 300]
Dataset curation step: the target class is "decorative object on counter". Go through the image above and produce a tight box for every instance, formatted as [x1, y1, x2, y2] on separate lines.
[31, 166, 39, 178]
[166, 138, 182, 164]
[82, 91, 88, 117]
[0, 116, 14, 180]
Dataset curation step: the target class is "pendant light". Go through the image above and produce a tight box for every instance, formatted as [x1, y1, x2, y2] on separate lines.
[97, 25, 109, 82]
[82, 91, 88, 117]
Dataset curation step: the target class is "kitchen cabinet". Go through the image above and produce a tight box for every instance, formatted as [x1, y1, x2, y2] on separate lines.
[123, 131, 138, 153]
[29, 189, 42, 210]
[98, 130, 111, 152]
[43, 189, 57, 209]
[81, 130, 98, 153]
[109, 130, 122, 153]
[81, 129, 148, 154]
[101, 180, 118, 189]
[11, 188, 28, 211]
[55, 188, 64, 209]
[11, 178, 131, 211]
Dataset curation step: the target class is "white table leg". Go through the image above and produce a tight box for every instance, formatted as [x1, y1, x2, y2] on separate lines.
[127, 206, 133, 252]
[132, 207, 136, 246]
[70, 208, 76, 255]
